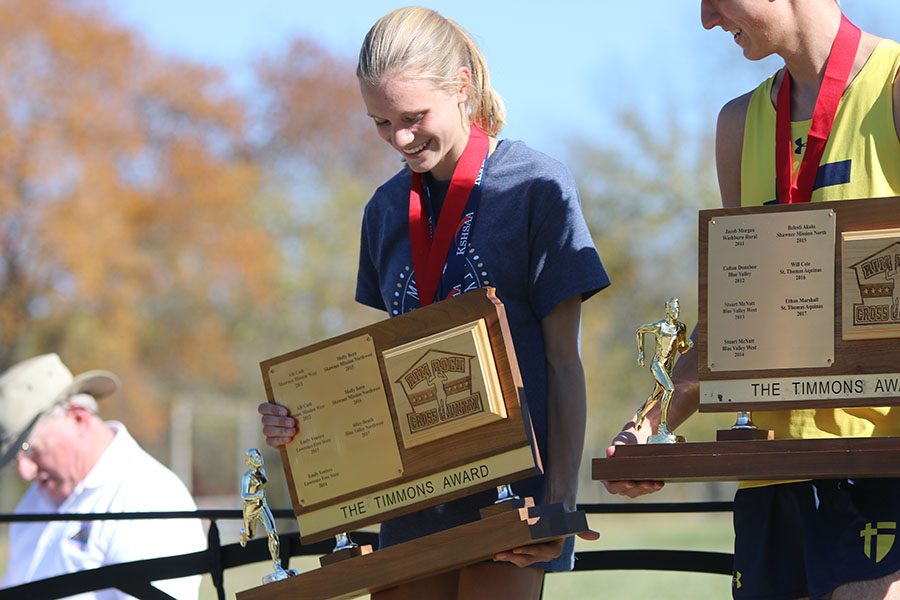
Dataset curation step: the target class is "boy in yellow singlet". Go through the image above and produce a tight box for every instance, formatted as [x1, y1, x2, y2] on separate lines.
[604, 1, 900, 599]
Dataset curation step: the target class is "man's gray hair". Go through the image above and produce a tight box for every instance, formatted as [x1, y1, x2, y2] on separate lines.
[45, 392, 99, 418]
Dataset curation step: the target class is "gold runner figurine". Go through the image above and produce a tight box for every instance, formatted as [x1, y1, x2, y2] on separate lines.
[240, 448, 298, 583]
[634, 297, 693, 444]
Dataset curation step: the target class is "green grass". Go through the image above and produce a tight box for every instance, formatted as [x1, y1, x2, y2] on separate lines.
[0, 525, 6, 582]
[543, 513, 734, 599]
[208, 513, 735, 599]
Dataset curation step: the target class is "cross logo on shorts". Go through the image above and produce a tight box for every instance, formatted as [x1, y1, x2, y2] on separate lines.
[860, 522, 896, 563]
[732, 570, 742, 589]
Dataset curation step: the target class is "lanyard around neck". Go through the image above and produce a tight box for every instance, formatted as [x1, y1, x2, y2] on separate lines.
[775, 14, 861, 204]
[409, 124, 489, 307]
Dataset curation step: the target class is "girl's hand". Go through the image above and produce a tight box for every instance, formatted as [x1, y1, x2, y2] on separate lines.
[493, 529, 600, 568]
[258, 402, 298, 447]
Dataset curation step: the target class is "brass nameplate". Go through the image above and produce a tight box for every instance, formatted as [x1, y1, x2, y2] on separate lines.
[701, 373, 900, 408]
[707, 210, 835, 371]
[268, 335, 403, 508]
[383, 319, 506, 449]
[296, 445, 536, 538]
[842, 228, 900, 340]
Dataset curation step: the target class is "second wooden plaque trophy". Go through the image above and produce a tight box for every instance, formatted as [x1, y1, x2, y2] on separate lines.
[594, 196, 900, 483]
[238, 288, 589, 600]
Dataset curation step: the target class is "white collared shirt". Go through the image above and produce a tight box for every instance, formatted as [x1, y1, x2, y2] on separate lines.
[1, 422, 206, 599]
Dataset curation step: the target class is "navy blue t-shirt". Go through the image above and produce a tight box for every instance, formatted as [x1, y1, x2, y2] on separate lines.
[356, 139, 610, 571]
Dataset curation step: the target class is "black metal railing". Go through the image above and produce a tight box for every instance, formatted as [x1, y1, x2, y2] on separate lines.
[0, 502, 734, 599]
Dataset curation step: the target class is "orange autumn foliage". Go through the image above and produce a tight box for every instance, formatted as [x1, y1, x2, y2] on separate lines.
[0, 0, 279, 442]
[254, 36, 395, 187]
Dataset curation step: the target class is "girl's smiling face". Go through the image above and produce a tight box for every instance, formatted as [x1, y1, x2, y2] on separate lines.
[360, 71, 471, 181]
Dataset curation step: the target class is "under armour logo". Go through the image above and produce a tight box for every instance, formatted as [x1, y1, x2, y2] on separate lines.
[732, 570, 742, 589]
[794, 137, 806, 155]
[861, 522, 896, 563]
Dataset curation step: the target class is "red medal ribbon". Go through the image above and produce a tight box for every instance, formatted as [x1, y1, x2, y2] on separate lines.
[776, 14, 860, 204]
[409, 124, 489, 307]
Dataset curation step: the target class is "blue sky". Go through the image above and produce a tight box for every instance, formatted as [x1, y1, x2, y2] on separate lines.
[111, 1, 900, 160]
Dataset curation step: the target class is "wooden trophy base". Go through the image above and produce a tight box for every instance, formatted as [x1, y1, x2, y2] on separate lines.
[318, 544, 373, 567]
[236, 499, 589, 600]
[716, 427, 774, 441]
[593, 436, 900, 482]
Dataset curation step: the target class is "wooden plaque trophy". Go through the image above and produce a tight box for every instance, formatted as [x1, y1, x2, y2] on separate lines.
[238, 288, 589, 600]
[593, 196, 900, 483]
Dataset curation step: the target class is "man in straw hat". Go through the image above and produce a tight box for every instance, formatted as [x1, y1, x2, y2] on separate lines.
[0, 353, 206, 599]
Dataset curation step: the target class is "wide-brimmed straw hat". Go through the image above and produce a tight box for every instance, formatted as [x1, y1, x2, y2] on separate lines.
[0, 353, 120, 469]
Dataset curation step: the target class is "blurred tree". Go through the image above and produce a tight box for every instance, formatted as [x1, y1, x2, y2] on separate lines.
[253, 37, 394, 185]
[0, 0, 279, 447]
[570, 106, 736, 501]
[240, 37, 398, 360]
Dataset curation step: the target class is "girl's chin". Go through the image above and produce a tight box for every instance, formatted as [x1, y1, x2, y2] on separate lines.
[404, 155, 436, 174]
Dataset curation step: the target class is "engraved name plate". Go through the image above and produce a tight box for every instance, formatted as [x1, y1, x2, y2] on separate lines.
[707, 209, 835, 371]
[268, 335, 404, 507]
